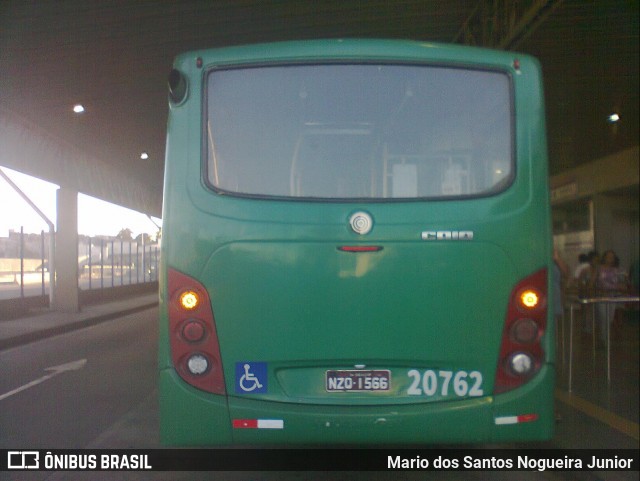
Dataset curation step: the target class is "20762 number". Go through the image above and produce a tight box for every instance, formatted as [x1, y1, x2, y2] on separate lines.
[407, 369, 483, 397]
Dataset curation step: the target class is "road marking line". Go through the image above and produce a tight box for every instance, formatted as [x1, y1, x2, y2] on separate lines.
[0, 359, 87, 402]
[555, 388, 639, 440]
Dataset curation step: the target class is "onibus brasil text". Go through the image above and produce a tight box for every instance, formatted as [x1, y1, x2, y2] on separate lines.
[41, 453, 151, 470]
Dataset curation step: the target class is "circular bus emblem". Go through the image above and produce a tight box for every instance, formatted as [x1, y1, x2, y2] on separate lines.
[349, 212, 373, 235]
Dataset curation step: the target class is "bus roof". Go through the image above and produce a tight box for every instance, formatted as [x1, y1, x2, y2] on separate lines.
[173, 38, 537, 71]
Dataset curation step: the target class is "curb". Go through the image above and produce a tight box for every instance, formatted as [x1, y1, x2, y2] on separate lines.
[0, 301, 158, 351]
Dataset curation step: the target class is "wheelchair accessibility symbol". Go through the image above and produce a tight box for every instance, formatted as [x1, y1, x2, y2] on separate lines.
[235, 362, 267, 394]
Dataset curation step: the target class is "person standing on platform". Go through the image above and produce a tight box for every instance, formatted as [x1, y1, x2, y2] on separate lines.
[579, 251, 600, 334]
[573, 253, 590, 284]
[595, 250, 627, 344]
[580, 251, 600, 297]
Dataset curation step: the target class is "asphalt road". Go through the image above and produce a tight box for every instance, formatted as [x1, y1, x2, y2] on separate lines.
[0, 307, 636, 481]
[0, 308, 158, 449]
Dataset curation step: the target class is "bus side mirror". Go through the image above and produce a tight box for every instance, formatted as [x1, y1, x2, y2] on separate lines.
[168, 69, 187, 104]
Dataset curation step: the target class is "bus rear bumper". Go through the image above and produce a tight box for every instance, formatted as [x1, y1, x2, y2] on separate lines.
[160, 365, 554, 445]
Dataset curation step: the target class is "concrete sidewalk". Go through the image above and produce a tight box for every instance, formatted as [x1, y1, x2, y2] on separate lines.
[0, 293, 158, 350]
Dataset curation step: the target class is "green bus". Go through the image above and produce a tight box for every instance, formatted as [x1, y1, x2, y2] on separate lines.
[159, 39, 554, 445]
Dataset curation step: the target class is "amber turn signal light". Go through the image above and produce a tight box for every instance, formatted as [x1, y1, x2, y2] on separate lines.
[179, 290, 200, 311]
[519, 289, 540, 309]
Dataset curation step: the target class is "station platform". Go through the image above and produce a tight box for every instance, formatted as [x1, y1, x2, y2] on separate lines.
[0, 293, 158, 350]
[552, 307, 639, 449]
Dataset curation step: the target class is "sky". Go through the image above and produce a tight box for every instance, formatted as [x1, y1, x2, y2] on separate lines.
[0, 167, 162, 240]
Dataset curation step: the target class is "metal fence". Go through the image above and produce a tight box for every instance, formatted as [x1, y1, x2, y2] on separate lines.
[0, 228, 50, 301]
[559, 293, 639, 392]
[79, 237, 159, 290]
[0, 228, 159, 302]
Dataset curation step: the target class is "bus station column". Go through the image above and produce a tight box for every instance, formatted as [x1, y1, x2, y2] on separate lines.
[54, 187, 79, 312]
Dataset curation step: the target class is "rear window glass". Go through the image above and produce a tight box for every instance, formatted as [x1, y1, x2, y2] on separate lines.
[205, 63, 512, 200]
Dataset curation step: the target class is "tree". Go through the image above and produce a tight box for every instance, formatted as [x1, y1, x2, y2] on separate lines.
[135, 232, 151, 244]
[116, 228, 133, 241]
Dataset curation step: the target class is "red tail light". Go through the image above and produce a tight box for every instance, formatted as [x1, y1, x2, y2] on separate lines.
[168, 268, 226, 394]
[495, 268, 548, 394]
[337, 246, 383, 252]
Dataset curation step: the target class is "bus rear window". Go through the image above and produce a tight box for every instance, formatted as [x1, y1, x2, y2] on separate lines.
[205, 64, 512, 200]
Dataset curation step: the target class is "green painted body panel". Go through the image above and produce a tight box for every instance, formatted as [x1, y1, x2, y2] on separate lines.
[206, 241, 511, 404]
[159, 39, 554, 445]
[159, 370, 232, 445]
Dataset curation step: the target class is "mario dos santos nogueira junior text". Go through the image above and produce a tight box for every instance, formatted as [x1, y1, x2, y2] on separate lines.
[387, 454, 635, 471]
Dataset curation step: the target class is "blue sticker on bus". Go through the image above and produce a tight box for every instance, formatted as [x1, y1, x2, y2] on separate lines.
[235, 362, 268, 394]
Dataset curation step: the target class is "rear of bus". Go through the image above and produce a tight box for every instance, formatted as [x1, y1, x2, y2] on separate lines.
[159, 39, 554, 445]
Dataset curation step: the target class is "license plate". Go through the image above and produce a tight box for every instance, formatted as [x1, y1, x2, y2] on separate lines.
[326, 370, 390, 392]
